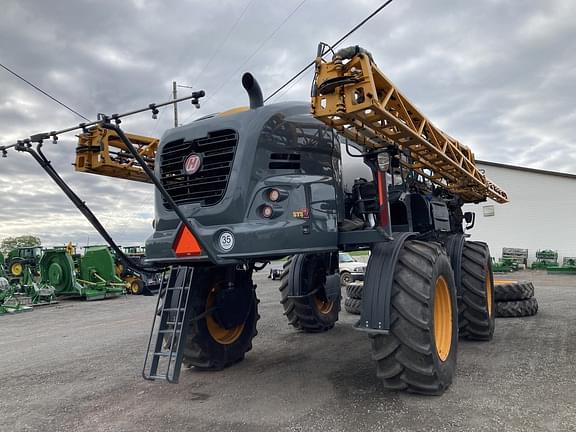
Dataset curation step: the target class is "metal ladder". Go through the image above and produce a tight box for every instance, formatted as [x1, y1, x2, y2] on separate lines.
[142, 266, 194, 383]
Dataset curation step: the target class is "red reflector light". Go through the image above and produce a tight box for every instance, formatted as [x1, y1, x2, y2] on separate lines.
[173, 225, 202, 256]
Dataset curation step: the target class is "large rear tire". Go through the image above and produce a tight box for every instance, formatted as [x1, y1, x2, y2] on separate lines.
[279, 254, 340, 332]
[370, 241, 458, 395]
[169, 267, 259, 370]
[459, 241, 495, 341]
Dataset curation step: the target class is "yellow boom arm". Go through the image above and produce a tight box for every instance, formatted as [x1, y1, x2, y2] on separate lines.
[311, 49, 508, 204]
[75, 127, 158, 183]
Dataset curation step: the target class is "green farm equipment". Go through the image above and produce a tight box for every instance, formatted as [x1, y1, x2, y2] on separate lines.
[16, 266, 57, 305]
[492, 258, 518, 273]
[77, 246, 126, 298]
[547, 257, 576, 275]
[39, 247, 123, 300]
[531, 250, 558, 269]
[0, 252, 6, 278]
[39, 249, 84, 297]
[5, 246, 42, 280]
[0, 277, 32, 315]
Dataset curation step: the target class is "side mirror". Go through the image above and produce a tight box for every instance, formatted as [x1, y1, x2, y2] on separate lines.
[464, 212, 475, 230]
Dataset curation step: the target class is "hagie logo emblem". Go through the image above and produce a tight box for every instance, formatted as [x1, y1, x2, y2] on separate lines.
[183, 153, 201, 175]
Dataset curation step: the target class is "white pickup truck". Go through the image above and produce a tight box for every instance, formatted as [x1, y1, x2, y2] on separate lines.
[267, 253, 367, 284]
[339, 253, 367, 285]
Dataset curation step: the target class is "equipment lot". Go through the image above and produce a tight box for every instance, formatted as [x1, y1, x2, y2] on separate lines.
[1, 269, 575, 432]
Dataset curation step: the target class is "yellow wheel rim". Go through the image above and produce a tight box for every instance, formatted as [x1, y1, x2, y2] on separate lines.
[314, 295, 334, 315]
[206, 287, 244, 345]
[433, 276, 452, 362]
[11, 262, 23, 276]
[130, 280, 142, 295]
[486, 270, 493, 318]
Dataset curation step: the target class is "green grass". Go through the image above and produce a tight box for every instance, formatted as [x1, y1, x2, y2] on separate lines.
[348, 250, 370, 257]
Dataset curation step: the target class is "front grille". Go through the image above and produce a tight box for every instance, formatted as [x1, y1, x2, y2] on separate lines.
[160, 129, 238, 207]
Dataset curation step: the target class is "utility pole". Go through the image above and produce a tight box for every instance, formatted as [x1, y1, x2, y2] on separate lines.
[173, 82, 195, 127]
[172, 81, 178, 128]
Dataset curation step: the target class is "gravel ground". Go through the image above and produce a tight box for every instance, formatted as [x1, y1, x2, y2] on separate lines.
[1, 269, 575, 432]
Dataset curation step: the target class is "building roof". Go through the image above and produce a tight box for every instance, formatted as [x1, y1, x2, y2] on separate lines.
[477, 160, 576, 181]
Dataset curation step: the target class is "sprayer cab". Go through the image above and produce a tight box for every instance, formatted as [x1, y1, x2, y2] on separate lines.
[145, 95, 344, 265]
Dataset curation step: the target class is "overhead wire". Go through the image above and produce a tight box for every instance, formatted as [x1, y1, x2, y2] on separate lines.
[182, 0, 308, 123]
[0, 62, 90, 121]
[191, 0, 258, 85]
[264, 0, 395, 103]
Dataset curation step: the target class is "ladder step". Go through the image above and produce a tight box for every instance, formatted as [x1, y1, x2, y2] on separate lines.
[143, 266, 195, 384]
[147, 375, 168, 380]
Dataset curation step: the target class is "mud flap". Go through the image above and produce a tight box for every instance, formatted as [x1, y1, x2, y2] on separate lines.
[354, 232, 415, 333]
[324, 273, 341, 301]
[286, 252, 339, 299]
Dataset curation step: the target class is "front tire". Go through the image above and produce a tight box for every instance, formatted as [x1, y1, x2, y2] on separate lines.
[370, 241, 458, 395]
[169, 267, 259, 370]
[279, 254, 340, 332]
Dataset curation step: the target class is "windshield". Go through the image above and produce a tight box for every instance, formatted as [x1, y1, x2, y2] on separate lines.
[339, 254, 355, 263]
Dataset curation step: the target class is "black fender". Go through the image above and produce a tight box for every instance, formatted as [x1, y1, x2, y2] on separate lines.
[287, 252, 340, 301]
[354, 232, 415, 333]
[444, 234, 466, 296]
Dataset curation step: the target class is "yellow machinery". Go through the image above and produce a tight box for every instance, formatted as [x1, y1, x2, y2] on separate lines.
[311, 47, 507, 204]
[75, 127, 158, 183]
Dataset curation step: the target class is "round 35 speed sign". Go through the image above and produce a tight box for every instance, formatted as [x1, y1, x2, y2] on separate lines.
[218, 231, 235, 251]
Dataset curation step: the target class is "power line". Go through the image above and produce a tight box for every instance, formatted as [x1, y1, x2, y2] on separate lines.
[0, 62, 90, 121]
[183, 0, 308, 122]
[264, 0, 395, 103]
[191, 0, 258, 85]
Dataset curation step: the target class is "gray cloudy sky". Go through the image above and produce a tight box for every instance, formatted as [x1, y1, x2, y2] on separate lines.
[1, 0, 575, 247]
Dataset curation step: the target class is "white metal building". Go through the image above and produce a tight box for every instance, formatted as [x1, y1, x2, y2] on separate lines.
[465, 161, 576, 264]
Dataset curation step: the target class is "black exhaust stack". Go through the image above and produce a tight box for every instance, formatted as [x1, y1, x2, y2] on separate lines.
[242, 73, 263, 109]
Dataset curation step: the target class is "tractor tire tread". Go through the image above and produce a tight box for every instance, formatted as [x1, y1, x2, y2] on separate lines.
[371, 240, 457, 396]
[344, 297, 361, 314]
[279, 255, 340, 332]
[459, 241, 495, 341]
[494, 281, 534, 301]
[496, 297, 538, 317]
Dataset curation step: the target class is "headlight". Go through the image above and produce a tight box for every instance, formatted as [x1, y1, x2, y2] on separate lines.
[354, 267, 365, 273]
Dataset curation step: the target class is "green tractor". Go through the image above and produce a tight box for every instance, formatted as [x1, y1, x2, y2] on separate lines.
[5, 246, 43, 280]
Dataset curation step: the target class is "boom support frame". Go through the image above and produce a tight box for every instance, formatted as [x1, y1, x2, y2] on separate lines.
[311, 46, 508, 204]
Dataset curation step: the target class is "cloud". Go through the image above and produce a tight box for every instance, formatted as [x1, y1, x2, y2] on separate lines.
[1, 0, 575, 246]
